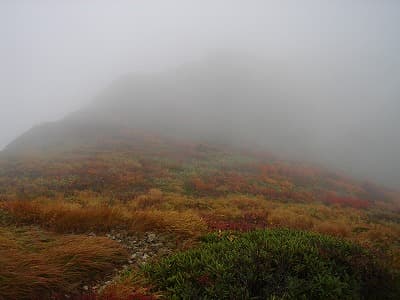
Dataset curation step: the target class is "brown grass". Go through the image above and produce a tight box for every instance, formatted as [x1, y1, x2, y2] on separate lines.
[134, 189, 164, 209]
[98, 270, 160, 300]
[314, 221, 351, 238]
[268, 208, 314, 230]
[131, 210, 207, 238]
[1, 199, 207, 238]
[2, 196, 399, 271]
[1, 200, 128, 233]
[0, 226, 128, 300]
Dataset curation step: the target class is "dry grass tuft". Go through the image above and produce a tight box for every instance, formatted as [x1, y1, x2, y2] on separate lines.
[134, 189, 164, 209]
[0, 226, 128, 300]
[268, 208, 314, 230]
[314, 221, 351, 238]
[131, 210, 207, 237]
[1, 200, 128, 233]
[99, 269, 159, 300]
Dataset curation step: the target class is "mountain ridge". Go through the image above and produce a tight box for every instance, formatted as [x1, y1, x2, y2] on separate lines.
[2, 55, 399, 188]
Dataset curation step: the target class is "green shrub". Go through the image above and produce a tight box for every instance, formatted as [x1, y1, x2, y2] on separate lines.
[144, 229, 399, 299]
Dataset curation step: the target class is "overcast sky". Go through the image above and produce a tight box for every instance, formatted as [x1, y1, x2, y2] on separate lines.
[1, 0, 399, 152]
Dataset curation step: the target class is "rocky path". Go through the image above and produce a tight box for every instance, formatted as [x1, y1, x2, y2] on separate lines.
[87, 231, 175, 294]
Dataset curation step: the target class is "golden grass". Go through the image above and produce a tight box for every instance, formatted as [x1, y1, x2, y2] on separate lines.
[99, 269, 160, 300]
[135, 188, 164, 209]
[0, 193, 399, 299]
[131, 210, 207, 238]
[0, 226, 128, 300]
[1, 200, 128, 233]
[1, 195, 399, 262]
[1, 199, 207, 238]
[268, 208, 314, 230]
[314, 221, 351, 237]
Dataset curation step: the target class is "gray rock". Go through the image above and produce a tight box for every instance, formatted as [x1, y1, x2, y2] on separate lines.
[147, 233, 156, 242]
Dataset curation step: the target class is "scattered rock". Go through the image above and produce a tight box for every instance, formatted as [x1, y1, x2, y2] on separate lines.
[147, 233, 156, 242]
[85, 230, 174, 294]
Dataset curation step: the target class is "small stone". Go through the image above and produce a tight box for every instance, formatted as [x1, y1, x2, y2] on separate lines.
[83, 285, 89, 291]
[131, 253, 137, 259]
[128, 260, 133, 264]
[147, 233, 156, 242]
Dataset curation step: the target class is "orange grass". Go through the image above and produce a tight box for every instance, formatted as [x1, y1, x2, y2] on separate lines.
[0, 226, 128, 300]
[1, 200, 128, 233]
[98, 269, 160, 300]
[130, 210, 207, 238]
[2, 195, 399, 258]
[1, 199, 207, 238]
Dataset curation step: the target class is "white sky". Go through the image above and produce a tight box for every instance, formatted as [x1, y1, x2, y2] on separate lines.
[1, 0, 399, 149]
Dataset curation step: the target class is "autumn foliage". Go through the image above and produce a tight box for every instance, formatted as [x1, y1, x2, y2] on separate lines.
[0, 135, 399, 298]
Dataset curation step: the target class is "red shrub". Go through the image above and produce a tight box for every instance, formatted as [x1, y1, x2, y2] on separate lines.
[325, 196, 370, 209]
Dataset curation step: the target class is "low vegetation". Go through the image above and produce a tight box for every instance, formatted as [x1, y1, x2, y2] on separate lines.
[145, 229, 399, 299]
[0, 139, 399, 298]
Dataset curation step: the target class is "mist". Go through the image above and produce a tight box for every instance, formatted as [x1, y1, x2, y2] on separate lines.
[1, 0, 399, 188]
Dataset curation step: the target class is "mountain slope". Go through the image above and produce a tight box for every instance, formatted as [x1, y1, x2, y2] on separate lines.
[1, 57, 400, 298]
[3, 55, 399, 187]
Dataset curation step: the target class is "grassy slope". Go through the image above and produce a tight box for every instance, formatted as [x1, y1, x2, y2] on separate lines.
[0, 133, 399, 298]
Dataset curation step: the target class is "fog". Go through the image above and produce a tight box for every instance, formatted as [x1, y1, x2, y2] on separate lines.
[1, 0, 399, 188]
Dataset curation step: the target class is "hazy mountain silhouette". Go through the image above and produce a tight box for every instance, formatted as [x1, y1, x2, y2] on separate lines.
[3, 54, 399, 188]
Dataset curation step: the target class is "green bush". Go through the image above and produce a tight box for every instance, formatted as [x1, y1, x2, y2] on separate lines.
[144, 229, 399, 299]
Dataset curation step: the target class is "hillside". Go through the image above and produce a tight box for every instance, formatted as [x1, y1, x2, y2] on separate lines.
[1, 58, 399, 299]
[1, 127, 400, 298]
[1, 128, 399, 209]
[3, 55, 400, 187]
